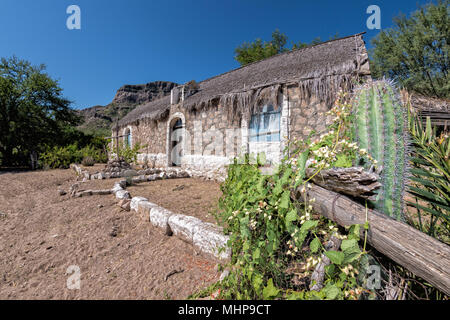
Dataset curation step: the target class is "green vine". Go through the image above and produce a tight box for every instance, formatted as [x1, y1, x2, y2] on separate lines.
[198, 91, 378, 300]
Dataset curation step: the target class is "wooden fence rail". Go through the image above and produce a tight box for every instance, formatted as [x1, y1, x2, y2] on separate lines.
[293, 184, 450, 296]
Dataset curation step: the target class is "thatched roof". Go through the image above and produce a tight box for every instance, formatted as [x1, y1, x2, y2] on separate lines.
[118, 32, 368, 127]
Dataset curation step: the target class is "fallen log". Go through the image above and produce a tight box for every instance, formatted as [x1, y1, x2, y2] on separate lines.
[305, 167, 381, 201]
[293, 183, 450, 296]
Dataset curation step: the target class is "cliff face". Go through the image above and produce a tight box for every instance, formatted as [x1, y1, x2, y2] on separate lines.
[78, 81, 178, 135]
[112, 81, 178, 105]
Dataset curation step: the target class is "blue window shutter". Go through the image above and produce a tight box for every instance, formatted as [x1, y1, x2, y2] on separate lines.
[249, 105, 281, 142]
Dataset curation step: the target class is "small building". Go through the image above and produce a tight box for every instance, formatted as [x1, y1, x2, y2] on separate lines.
[113, 33, 370, 178]
[406, 92, 450, 130]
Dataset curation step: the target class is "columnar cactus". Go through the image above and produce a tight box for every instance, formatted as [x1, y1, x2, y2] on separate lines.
[352, 79, 409, 221]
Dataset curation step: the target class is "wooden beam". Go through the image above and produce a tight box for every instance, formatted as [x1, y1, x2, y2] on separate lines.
[293, 184, 450, 296]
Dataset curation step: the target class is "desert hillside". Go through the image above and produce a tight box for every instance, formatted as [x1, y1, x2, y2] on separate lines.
[77, 81, 178, 136]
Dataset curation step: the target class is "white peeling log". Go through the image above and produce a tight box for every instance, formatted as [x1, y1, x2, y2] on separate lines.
[168, 214, 203, 244]
[150, 207, 174, 235]
[146, 174, 158, 181]
[193, 222, 231, 260]
[111, 184, 123, 193]
[137, 200, 159, 220]
[115, 190, 131, 200]
[130, 196, 148, 212]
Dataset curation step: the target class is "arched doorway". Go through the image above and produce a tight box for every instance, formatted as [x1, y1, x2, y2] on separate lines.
[170, 118, 183, 166]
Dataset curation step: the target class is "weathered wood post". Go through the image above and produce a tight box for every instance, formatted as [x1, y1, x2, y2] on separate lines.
[293, 183, 450, 296]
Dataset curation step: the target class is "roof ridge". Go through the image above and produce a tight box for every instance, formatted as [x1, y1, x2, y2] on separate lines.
[194, 32, 366, 86]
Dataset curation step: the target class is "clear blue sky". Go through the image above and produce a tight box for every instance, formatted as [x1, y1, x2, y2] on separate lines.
[0, 0, 433, 110]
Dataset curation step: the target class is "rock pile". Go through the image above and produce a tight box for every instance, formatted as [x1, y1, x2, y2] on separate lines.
[104, 158, 132, 172]
[71, 162, 226, 183]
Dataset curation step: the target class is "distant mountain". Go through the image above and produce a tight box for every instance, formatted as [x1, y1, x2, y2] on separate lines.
[77, 81, 178, 136]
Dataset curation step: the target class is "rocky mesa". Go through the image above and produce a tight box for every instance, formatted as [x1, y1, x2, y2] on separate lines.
[78, 81, 178, 136]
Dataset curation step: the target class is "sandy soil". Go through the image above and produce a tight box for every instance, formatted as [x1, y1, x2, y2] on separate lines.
[127, 178, 222, 224]
[0, 169, 221, 300]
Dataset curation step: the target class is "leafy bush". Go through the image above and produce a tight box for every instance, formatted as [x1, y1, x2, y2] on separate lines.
[205, 92, 376, 300]
[108, 141, 146, 164]
[210, 155, 372, 300]
[39, 144, 80, 169]
[81, 156, 95, 167]
[79, 144, 108, 164]
[39, 142, 108, 169]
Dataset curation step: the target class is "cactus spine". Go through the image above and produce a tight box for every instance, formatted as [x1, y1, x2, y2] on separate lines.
[352, 79, 409, 221]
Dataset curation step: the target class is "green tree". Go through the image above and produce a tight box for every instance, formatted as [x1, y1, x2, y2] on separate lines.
[234, 29, 288, 66]
[0, 56, 80, 166]
[235, 30, 339, 66]
[292, 33, 339, 50]
[370, 0, 449, 99]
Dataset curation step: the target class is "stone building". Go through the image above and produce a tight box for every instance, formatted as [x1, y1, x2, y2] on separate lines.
[113, 33, 370, 177]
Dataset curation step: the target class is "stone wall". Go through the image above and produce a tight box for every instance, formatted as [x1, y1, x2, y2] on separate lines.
[172, 103, 243, 159]
[125, 118, 167, 154]
[115, 83, 333, 175]
[287, 85, 334, 142]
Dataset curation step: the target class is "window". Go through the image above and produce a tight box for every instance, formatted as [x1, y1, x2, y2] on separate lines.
[124, 128, 131, 147]
[249, 105, 281, 142]
[173, 119, 183, 130]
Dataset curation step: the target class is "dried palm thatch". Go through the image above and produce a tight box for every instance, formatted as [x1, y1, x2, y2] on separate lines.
[118, 32, 369, 127]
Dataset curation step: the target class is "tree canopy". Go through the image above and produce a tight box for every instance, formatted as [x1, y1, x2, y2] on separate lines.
[370, 0, 449, 99]
[234, 30, 339, 66]
[0, 56, 81, 166]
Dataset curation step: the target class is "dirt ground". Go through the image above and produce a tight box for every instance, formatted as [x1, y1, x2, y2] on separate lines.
[79, 163, 106, 174]
[127, 178, 222, 224]
[0, 169, 221, 300]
